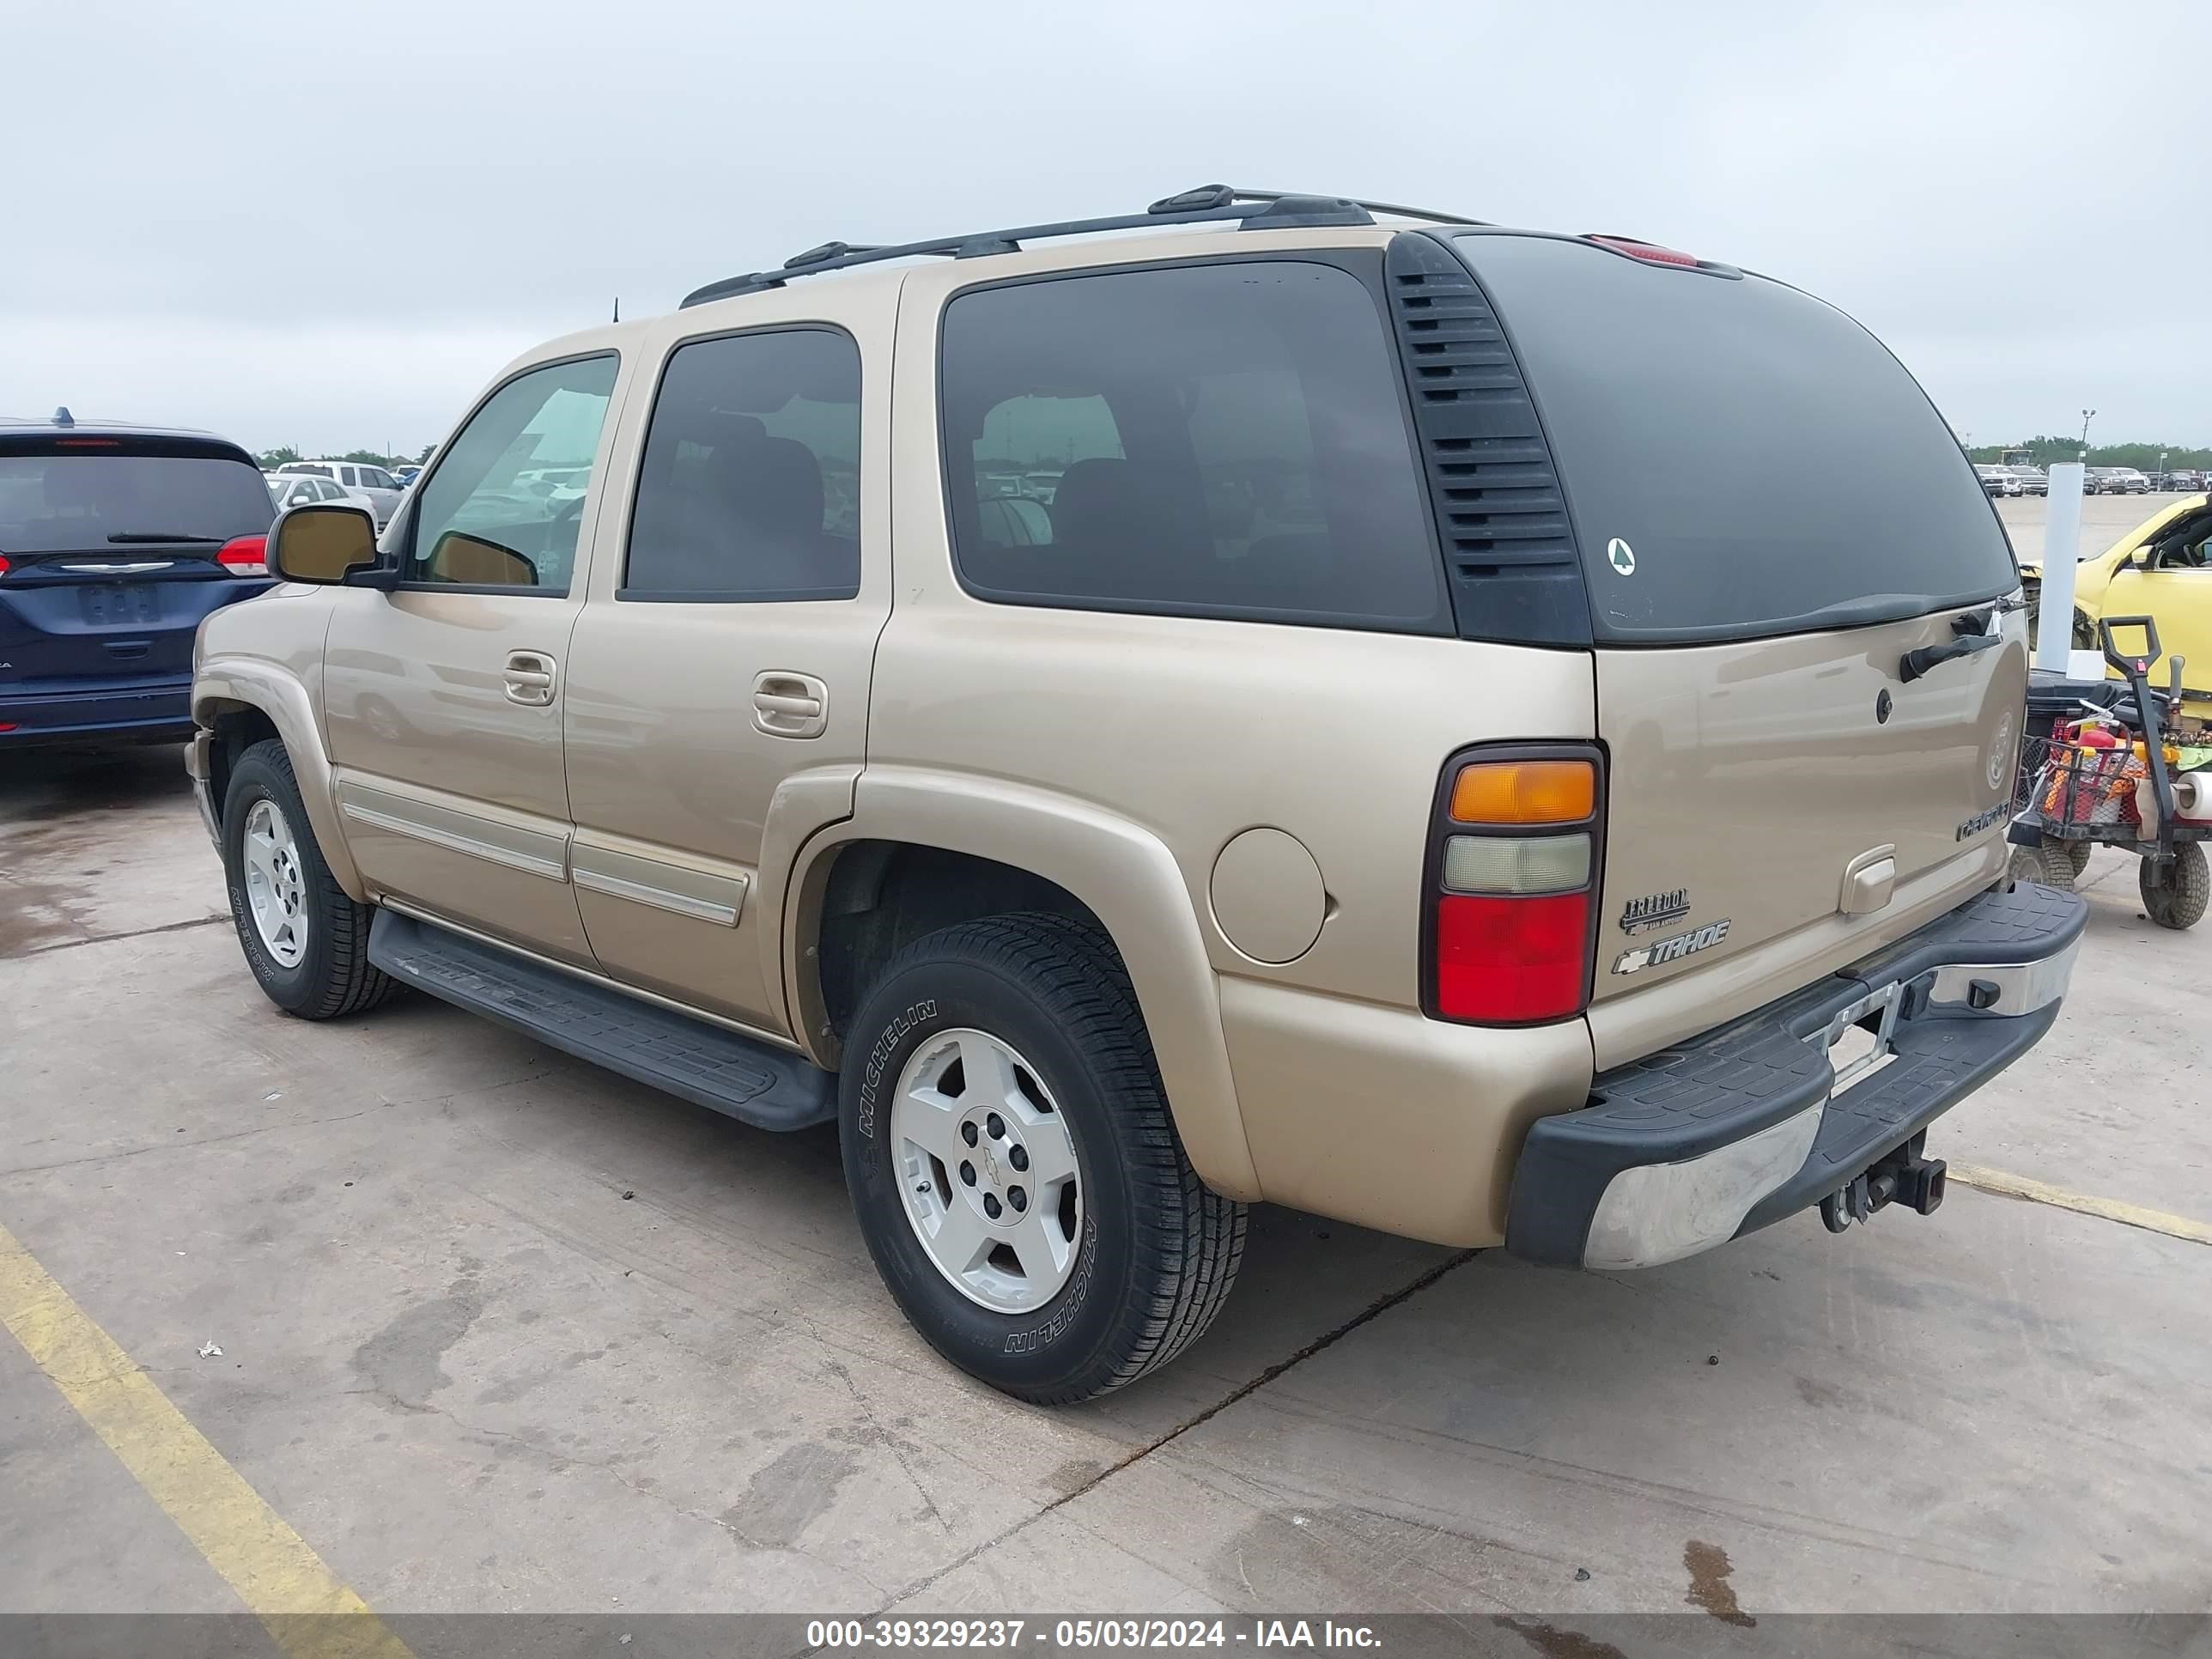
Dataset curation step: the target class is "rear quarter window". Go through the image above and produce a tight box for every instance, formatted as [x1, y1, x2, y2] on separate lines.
[1454, 233, 2016, 642]
[938, 258, 1448, 633]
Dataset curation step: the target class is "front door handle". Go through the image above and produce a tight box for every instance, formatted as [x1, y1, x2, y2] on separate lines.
[753, 671, 828, 738]
[504, 649, 558, 707]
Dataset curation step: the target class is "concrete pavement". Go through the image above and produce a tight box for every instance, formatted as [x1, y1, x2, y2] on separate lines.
[3, 741, 2207, 1633]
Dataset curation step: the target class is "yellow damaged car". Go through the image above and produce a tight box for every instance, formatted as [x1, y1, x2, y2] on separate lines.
[2021, 493, 2212, 702]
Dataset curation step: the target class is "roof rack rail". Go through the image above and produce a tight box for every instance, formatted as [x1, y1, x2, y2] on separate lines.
[678, 185, 1480, 309]
[1225, 189, 1486, 228]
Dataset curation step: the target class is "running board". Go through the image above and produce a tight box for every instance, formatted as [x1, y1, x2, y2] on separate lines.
[368, 909, 836, 1131]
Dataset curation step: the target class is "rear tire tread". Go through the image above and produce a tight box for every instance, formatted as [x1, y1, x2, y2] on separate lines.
[849, 912, 1245, 1402]
[938, 913, 1245, 1397]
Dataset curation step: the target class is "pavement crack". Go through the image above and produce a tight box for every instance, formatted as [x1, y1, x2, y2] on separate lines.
[824, 1356, 951, 1535]
[869, 1246, 1480, 1612]
[0, 1106, 388, 1180]
[9, 913, 228, 960]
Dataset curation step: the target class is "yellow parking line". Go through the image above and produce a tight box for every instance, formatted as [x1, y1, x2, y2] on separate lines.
[1949, 1164, 2212, 1249]
[0, 1220, 413, 1659]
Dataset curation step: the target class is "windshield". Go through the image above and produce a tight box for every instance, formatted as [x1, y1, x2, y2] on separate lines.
[1453, 233, 2016, 643]
[0, 447, 274, 552]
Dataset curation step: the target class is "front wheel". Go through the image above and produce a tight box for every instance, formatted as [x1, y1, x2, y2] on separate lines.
[2140, 842, 2209, 930]
[840, 912, 1245, 1403]
[221, 739, 398, 1018]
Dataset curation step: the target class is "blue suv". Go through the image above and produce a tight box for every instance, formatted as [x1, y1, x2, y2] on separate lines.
[1, 411, 276, 750]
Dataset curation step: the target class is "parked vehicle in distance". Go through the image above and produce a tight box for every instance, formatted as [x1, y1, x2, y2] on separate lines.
[2084, 467, 2119, 495]
[2005, 465, 2048, 496]
[266, 472, 380, 515]
[2106, 468, 2153, 495]
[3, 410, 274, 750]
[1976, 464, 2018, 497]
[273, 460, 405, 526]
[2154, 469, 2205, 493]
[2016, 487, 2212, 697]
[392, 465, 422, 487]
[190, 186, 2083, 1403]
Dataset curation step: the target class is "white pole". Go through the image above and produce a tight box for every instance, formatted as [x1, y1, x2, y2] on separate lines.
[2036, 462, 2086, 672]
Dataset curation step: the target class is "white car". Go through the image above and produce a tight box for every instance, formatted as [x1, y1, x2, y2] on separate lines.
[264, 472, 380, 515]
[273, 460, 405, 526]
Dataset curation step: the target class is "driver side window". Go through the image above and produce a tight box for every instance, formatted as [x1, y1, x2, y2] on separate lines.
[2148, 516, 2212, 572]
[404, 354, 619, 592]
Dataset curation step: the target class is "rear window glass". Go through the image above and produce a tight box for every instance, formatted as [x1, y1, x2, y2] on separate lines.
[625, 326, 862, 601]
[939, 259, 1447, 632]
[0, 448, 273, 552]
[1455, 234, 2015, 642]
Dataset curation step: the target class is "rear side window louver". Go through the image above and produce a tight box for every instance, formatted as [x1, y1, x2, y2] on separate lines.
[1386, 232, 1592, 647]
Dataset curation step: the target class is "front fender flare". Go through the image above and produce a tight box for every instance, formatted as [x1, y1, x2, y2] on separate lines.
[783, 766, 1261, 1203]
[193, 659, 364, 901]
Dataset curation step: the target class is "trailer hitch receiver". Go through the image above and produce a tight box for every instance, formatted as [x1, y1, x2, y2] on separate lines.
[1820, 1132, 1948, 1233]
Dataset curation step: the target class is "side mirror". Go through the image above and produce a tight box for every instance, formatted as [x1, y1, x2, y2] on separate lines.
[270, 502, 381, 584]
[425, 532, 538, 587]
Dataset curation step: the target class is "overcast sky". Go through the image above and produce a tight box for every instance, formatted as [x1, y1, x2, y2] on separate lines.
[5, 0, 2204, 458]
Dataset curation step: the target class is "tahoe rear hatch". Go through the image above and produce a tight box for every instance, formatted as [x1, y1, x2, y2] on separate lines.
[1451, 233, 2024, 1060]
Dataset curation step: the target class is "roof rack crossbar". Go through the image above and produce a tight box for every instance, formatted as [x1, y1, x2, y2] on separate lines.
[677, 185, 1468, 309]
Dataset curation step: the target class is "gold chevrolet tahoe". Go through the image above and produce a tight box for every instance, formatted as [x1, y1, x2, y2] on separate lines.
[189, 186, 2084, 1402]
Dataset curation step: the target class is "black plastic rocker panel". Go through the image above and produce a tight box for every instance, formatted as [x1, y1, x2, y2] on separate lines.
[368, 910, 836, 1131]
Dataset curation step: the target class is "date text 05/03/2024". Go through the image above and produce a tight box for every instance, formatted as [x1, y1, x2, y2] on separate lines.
[806, 1618, 1383, 1650]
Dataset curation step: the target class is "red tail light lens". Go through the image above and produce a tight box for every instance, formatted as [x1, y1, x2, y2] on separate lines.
[1425, 745, 1604, 1025]
[0, 553, 10, 577]
[1435, 892, 1591, 1022]
[216, 535, 269, 576]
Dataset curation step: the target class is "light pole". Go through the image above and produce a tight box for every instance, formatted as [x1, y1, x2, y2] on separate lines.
[2080, 409, 2096, 457]
[2158, 450, 2167, 490]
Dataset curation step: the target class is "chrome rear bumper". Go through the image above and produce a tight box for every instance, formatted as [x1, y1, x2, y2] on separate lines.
[1507, 882, 2087, 1270]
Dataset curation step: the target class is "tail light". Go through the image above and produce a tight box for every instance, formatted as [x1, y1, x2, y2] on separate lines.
[0, 554, 10, 577]
[1425, 749, 1603, 1025]
[216, 535, 269, 576]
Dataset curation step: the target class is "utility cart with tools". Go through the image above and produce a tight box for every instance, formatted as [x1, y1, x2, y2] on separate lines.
[2008, 616, 2211, 929]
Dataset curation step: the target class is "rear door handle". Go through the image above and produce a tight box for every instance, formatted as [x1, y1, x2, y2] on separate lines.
[504, 649, 558, 706]
[753, 672, 828, 738]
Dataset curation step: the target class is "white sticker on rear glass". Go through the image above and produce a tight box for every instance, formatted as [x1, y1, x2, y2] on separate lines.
[1607, 538, 1636, 575]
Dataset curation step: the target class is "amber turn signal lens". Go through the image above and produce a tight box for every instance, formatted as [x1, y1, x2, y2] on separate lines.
[1449, 759, 1595, 825]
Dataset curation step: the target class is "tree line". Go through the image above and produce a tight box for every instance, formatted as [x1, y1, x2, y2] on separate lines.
[255, 444, 436, 471]
[1966, 436, 2212, 470]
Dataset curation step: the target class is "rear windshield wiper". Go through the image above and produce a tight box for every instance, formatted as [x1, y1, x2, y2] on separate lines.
[106, 532, 222, 544]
